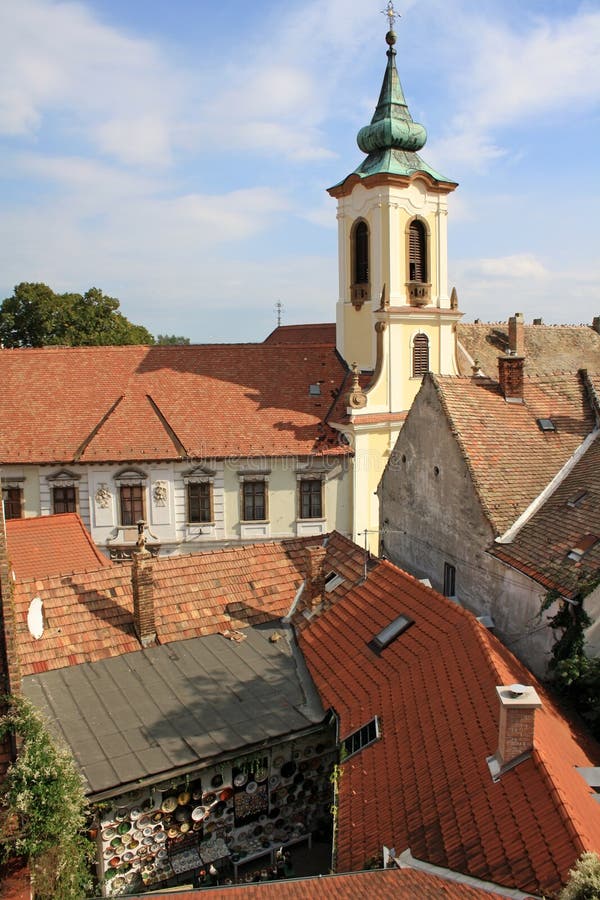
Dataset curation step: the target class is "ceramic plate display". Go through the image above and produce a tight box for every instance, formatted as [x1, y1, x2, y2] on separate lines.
[161, 796, 177, 813]
[157, 848, 168, 861]
[129, 807, 142, 820]
[102, 826, 116, 840]
[233, 773, 247, 788]
[155, 830, 167, 843]
[202, 791, 216, 805]
[255, 767, 268, 783]
[219, 787, 233, 802]
[180, 822, 190, 833]
[269, 774, 280, 788]
[178, 791, 191, 806]
[191, 806, 205, 822]
[246, 781, 257, 794]
[211, 773, 223, 788]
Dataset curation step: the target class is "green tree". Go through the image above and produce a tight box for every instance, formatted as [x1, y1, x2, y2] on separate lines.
[156, 334, 191, 345]
[560, 852, 600, 899]
[0, 282, 154, 347]
[0, 696, 93, 899]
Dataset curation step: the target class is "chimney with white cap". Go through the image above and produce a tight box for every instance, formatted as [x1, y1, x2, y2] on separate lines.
[487, 684, 542, 781]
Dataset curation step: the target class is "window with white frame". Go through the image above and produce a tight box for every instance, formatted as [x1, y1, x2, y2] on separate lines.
[114, 469, 147, 526]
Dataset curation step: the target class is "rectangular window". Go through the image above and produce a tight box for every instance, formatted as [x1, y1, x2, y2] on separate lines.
[242, 481, 266, 521]
[188, 482, 212, 523]
[443, 562, 456, 598]
[3, 487, 23, 520]
[120, 484, 144, 526]
[299, 479, 323, 519]
[52, 485, 77, 514]
[342, 717, 379, 760]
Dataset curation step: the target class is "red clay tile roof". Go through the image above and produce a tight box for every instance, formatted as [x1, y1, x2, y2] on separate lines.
[5, 514, 111, 580]
[490, 432, 600, 599]
[145, 867, 507, 898]
[11, 532, 362, 677]
[299, 559, 600, 897]
[457, 322, 600, 377]
[0, 344, 348, 463]
[263, 324, 336, 345]
[431, 371, 596, 534]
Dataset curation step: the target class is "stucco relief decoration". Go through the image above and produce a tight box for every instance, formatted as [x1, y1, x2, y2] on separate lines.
[153, 481, 168, 506]
[95, 484, 112, 509]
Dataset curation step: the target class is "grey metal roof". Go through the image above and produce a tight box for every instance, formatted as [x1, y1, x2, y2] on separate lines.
[22, 623, 325, 796]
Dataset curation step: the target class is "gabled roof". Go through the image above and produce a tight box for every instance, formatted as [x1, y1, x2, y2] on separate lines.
[457, 321, 600, 377]
[5, 513, 111, 580]
[429, 371, 597, 534]
[490, 432, 600, 599]
[299, 559, 600, 897]
[0, 344, 348, 463]
[11, 532, 362, 676]
[263, 324, 336, 345]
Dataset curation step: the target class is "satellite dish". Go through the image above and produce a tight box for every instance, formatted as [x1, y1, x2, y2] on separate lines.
[27, 597, 44, 640]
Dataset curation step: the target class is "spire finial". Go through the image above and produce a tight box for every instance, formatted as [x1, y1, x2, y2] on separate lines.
[381, 2, 399, 36]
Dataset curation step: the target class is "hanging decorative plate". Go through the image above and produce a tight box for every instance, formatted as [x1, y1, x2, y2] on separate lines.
[110, 837, 122, 848]
[233, 773, 247, 788]
[254, 767, 268, 783]
[177, 791, 191, 806]
[304, 745, 314, 757]
[151, 811, 163, 823]
[245, 781, 258, 795]
[103, 847, 114, 859]
[167, 827, 179, 839]
[129, 807, 142, 820]
[142, 836, 154, 847]
[155, 830, 167, 844]
[131, 829, 143, 841]
[280, 760, 296, 779]
[142, 826, 154, 838]
[293, 750, 301, 760]
[114, 807, 128, 822]
[191, 806, 205, 822]
[109, 855, 121, 868]
[219, 787, 233, 802]
[102, 826, 116, 841]
[269, 774, 280, 788]
[122, 851, 134, 863]
[273, 756, 284, 768]
[180, 822, 191, 833]
[211, 773, 223, 788]
[161, 796, 177, 813]
[157, 848, 168, 861]
[117, 821, 130, 835]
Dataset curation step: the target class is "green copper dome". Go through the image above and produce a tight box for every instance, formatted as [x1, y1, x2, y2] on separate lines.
[357, 31, 427, 155]
[330, 29, 454, 189]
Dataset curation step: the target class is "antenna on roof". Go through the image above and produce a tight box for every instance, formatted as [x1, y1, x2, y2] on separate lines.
[275, 300, 284, 327]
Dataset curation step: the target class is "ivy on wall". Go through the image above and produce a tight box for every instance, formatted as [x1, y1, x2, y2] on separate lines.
[0, 696, 93, 899]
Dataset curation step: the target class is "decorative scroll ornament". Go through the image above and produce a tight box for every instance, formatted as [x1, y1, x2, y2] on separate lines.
[95, 484, 112, 509]
[346, 362, 368, 410]
[153, 480, 168, 506]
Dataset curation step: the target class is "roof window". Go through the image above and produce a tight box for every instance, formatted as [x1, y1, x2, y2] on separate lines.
[324, 571, 344, 592]
[309, 384, 321, 396]
[577, 767, 600, 798]
[567, 490, 589, 509]
[342, 716, 379, 760]
[369, 614, 414, 653]
[537, 418, 556, 432]
[567, 534, 599, 561]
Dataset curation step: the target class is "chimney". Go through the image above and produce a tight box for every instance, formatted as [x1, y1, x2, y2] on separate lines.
[304, 545, 327, 613]
[593, 316, 600, 334]
[131, 523, 156, 647]
[508, 312, 525, 355]
[498, 355, 524, 402]
[488, 684, 542, 780]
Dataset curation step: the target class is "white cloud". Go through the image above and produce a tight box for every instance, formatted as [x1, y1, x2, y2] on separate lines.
[460, 253, 549, 281]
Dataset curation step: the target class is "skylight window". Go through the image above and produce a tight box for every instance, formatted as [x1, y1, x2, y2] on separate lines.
[537, 418, 556, 432]
[567, 534, 599, 561]
[324, 571, 344, 592]
[369, 614, 414, 653]
[309, 384, 321, 396]
[342, 716, 379, 760]
[567, 491, 589, 509]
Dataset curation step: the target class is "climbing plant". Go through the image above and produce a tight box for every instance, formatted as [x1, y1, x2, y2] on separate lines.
[0, 696, 93, 899]
[542, 576, 600, 740]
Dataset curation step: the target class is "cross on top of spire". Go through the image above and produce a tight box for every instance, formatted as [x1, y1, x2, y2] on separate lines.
[381, 1, 400, 33]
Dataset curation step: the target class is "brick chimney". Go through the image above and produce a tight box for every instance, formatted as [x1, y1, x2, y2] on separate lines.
[498, 355, 524, 403]
[508, 312, 525, 355]
[131, 523, 156, 647]
[304, 545, 327, 613]
[488, 684, 542, 780]
[593, 316, 600, 335]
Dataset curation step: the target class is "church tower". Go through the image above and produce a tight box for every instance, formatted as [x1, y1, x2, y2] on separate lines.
[328, 5, 462, 549]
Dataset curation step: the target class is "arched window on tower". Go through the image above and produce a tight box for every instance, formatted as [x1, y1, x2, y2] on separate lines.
[351, 220, 369, 308]
[408, 219, 427, 283]
[412, 333, 429, 377]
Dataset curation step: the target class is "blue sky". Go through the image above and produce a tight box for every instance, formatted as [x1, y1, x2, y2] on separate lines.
[1, 0, 599, 342]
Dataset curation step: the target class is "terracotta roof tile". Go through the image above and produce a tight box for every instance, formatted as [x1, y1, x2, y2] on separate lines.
[299, 559, 600, 897]
[5, 514, 111, 580]
[147, 867, 507, 898]
[431, 371, 596, 533]
[0, 344, 348, 463]
[457, 322, 600, 377]
[11, 532, 363, 676]
[490, 432, 600, 599]
[263, 323, 336, 345]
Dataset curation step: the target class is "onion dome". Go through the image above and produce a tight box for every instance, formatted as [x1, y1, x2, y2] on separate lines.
[357, 30, 427, 155]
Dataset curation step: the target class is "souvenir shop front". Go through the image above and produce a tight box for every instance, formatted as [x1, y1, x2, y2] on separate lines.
[95, 727, 336, 895]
